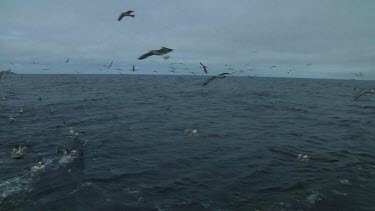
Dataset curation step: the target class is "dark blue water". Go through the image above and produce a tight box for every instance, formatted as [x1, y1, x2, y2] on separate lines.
[1, 74, 375, 210]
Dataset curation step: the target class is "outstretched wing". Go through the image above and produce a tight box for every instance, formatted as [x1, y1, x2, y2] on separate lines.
[353, 91, 369, 101]
[202, 76, 217, 86]
[138, 51, 154, 60]
[219, 73, 230, 76]
[107, 61, 113, 69]
[268, 147, 296, 158]
[118, 12, 126, 21]
[309, 156, 339, 163]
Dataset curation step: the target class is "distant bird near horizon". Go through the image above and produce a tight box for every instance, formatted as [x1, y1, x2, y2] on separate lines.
[138, 47, 173, 60]
[118, 10, 135, 21]
[169, 66, 175, 71]
[200, 62, 208, 74]
[202, 73, 230, 86]
[132, 65, 137, 72]
[65, 58, 69, 63]
[353, 72, 363, 77]
[353, 89, 375, 101]
[107, 61, 113, 69]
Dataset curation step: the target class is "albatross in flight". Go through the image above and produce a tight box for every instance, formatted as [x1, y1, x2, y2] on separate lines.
[353, 89, 375, 101]
[118, 10, 135, 21]
[202, 73, 230, 86]
[107, 61, 113, 69]
[200, 62, 208, 74]
[138, 47, 173, 60]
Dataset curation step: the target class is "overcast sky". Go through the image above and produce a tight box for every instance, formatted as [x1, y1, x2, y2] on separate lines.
[0, 0, 374, 79]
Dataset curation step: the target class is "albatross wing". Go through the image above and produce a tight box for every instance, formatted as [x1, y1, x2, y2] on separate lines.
[354, 91, 370, 101]
[138, 51, 154, 60]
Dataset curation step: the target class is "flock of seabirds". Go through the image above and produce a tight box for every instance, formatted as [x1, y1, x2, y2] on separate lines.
[1, 9, 375, 187]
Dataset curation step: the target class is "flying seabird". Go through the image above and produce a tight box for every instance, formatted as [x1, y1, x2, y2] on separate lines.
[353, 89, 375, 101]
[200, 62, 208, 74]
[118, 10, 135, 21]
[138, 47, 173, 60]
[202, 73, 230, 86]
[353, 72, 363, 77]
[107, 61, 113, 69]
[65, 58, 69, 63]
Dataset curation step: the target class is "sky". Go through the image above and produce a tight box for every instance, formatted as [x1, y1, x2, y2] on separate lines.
[0, 0, 374, 79]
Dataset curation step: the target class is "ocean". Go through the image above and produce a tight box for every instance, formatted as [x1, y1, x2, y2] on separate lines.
[1, 74, 375, 210]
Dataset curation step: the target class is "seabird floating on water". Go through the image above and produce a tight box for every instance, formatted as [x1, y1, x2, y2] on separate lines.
[138, 47, 173, 60]
[353, 89, 375, 101]
[200, 62, 208, 74]
[268, 147, 338, 162]
[118, 10, 135, 21]
[202, 73, 230, 86]
[9, 115, 16, 122]
[12, 145, 25, 159]
[184, 129, 200, 136]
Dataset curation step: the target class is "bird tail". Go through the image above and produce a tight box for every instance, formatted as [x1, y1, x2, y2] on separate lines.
[130, 15, 135, 17]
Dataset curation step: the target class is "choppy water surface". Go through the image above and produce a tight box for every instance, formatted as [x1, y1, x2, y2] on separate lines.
[1, 74, 375, 210]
